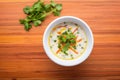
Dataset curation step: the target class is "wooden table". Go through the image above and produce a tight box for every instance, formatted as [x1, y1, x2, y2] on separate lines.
[0, 0, 120, 79]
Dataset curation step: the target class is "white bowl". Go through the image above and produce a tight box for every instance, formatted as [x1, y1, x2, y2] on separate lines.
[43, 16, 94, 66]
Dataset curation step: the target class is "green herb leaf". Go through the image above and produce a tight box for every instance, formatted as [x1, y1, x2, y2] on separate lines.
[33, 20, 41, 27]
[70, 39, 76, 43]
[33, 0, 41, 9]
[77, 31, 79, 34]
[24, 22, 32, 31]
[19, 19, 25, 24]
[62, 43, 70, 54]
[45, 4, 51, 12]
[50, 0, 56, 7]
[71, 54, 74, 59]
[64, 51, 68, 55]
[53, 10, 60, 16]
[54, 40, 57, 42]
[58, 43, 61, 48]
[39, 14, 46, 21]
[73, 45, 76, 49]
[23, 6, 31, 14]
[56, 4, 62, 11]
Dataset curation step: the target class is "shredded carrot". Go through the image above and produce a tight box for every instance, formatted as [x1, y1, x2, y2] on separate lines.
[52, 27, 57, 31]
[73, 27, 78, 33]
[70, 47, 78, 54]
[71, 44, 75, 46]
[57, 26, 66, 28]
[76, 36, 78, 40]
[56, 49, 61, 54]
[77, 38, 82, 42]
[68, 27, 71, 30]
[57, 32, 61, 34]
[57, 27, 66, 34]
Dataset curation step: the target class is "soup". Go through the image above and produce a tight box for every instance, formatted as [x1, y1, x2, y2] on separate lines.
[48, 22, 88, 60]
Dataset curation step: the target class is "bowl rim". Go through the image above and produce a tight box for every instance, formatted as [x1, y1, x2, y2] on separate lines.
[43, 16, 94, 66]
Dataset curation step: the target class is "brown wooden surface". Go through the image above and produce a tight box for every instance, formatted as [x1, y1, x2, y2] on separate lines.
[0, 0, 120, 79]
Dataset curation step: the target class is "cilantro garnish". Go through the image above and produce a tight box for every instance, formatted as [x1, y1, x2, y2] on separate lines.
[19, 0, 62, 31]
[58, 29, 76, 55]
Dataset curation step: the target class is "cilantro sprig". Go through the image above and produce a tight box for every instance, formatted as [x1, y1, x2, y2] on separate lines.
[19, 0, 62, 31]
[58, 29, 76, 55]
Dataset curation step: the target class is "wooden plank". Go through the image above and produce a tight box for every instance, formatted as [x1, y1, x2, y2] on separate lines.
[0, 0, 120, 79]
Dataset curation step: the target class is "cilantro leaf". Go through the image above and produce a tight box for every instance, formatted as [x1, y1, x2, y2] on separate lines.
[50, 0, 56, 7]
[45, 4, 51, 12]
[58, 43, 61, 48]
[24, 22, 32, 31]
[19, 19, 25, 24]
[53, 10, 60, 16]
[56, 4, 62, 11]
[33, 0, 41, 9]
[39, 14, 46, 21]
[23, 6, 31, 14]
[62, 43, 70, 55]
[33, 20, 41, 27]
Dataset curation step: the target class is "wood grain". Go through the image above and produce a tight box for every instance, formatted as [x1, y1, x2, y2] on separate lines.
[0, 0, 120, 79]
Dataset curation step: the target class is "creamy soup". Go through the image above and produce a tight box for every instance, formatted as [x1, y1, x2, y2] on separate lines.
[48, 22, 88, 60]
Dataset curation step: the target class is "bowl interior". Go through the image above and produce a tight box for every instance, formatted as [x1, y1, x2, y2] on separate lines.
[43, 16, 94, 66]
